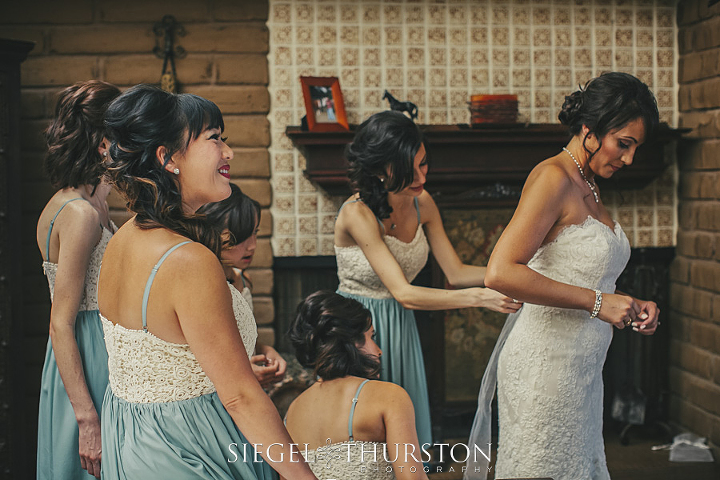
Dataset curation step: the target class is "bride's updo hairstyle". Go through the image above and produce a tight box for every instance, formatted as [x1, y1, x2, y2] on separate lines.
[104, 84, 225, 256]
[559, 72, 659, 162]
[290, 291, 381, 381]
[346, 110, 423, 220]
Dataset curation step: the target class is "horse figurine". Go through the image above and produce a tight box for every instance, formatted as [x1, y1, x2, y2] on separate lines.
[382, 90, 418, 121]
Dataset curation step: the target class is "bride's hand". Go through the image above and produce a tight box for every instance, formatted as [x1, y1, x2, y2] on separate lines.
[597, 293, 640, 329]
[472, 288, 523, 314]
[631, 299, 660, 335]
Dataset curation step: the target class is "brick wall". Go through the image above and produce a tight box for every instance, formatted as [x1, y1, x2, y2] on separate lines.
[673, 0, 720, 458]
[0, 0, 273, 472]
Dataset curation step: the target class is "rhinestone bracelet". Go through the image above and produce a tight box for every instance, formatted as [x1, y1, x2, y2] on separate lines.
[589, 289, 602, 319]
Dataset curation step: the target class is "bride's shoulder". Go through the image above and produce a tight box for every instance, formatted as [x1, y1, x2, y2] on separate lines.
[525, 157, 573, 192]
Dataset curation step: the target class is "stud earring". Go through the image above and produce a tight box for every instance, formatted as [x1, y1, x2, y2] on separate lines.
[102, 152, 108, 158]
[173, 168, 180, 175]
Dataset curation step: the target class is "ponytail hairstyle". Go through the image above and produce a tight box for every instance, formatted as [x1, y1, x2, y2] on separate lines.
[346, 110, 423, 220]
[45, 80, 121, 193]
[197, 183, 261, 285]
[104, 84, 226, 257]
[558, 72, 659, 164]
[289, 291, 380, 381]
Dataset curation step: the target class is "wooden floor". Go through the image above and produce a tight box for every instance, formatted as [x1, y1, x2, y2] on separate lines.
[427, 431, 719, 480]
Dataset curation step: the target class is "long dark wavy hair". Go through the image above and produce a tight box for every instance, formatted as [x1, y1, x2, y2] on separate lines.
[45, 80, 121, 192]
[198, 183, 261, 284]
[104, 84, 226, 257]
[346, 111, 423, 220]
[289, 291, 381, 381]
[558, 72, 659, 164]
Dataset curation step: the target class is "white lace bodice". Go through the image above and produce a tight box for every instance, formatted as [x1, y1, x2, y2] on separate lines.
[42, 226, 113, 311]
[335, 226, 430, 299]
[304, 441, 396, 480]
[494, 216, 631, 480]
[237, 284, 253, 311]
[102, 282, 258, 403]
[528, 215, 630, 295]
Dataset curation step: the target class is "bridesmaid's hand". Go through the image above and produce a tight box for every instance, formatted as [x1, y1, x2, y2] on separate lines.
[472, 287, 523, 314]
[77, 414, 102, 478]
[597, 293, 641, 329]
[631, 299, 660, 335]
[261, 345, 287, 382]
[251, 354, 281, 387]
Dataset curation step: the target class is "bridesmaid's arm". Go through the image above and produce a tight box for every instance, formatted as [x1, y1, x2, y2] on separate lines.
[46, 203, 103, 478]
[418, 191, 488, 288]
[337, 201, 518, 313]
[172, 245, 317, 480]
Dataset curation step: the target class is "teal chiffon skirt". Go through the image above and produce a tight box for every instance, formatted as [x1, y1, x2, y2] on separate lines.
[36, 310, 109, 480]
[338, 292, 433, 447]
[102, 389, 278, 480]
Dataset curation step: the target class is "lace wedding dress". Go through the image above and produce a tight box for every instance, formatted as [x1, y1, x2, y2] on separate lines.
[466, 216, 631, 480]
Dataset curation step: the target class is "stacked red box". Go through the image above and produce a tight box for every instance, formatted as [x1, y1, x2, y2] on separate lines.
[469, 94, 519, 124]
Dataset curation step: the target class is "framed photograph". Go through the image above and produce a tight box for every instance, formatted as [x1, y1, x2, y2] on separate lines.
[300, 76, 349, 132]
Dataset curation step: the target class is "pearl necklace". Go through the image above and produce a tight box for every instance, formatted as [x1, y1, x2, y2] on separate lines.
[563, 147, 599, 203]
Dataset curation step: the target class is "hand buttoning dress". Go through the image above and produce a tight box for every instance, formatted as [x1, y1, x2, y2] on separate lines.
[335, 197, 432, 447]
[100, 242, 277, 480]
[466, 216, 630, 480]
[37, 197, 113, 480]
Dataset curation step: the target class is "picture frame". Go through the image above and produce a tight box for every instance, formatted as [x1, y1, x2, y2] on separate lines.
[300, 76, 349, 132]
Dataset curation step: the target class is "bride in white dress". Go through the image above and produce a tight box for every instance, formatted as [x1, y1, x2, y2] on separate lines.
[466, 72, 661, 480]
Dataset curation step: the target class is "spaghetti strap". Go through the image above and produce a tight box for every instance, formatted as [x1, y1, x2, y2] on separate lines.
[141, 241, 192, 332]
[348, 378, 370, 441]
[336, 198, 360, 217]
[337, 198, 384, 231]
[45, 197, 86, 261]
[414, 196, 421, 224]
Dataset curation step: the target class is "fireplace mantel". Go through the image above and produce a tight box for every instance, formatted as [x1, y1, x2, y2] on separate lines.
[286, 123, 685, 201]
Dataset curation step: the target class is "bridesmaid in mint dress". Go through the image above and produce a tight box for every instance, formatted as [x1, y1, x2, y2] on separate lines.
[198, 183, 287, 388]
[334, 111, 522, 447]
[98, 85, 317, 480]
[36, 80, 120, 479]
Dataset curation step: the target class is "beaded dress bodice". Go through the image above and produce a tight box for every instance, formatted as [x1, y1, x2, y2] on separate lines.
[102, 281, 257, 403]
[304, 441, 395, 480]
[335, 226, 429, 299]
[43, 226, 113, 312]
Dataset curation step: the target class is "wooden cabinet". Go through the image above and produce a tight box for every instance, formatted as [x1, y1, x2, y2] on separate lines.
[0, 38, 34, 478]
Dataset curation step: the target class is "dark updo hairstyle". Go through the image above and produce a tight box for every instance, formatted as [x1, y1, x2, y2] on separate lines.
[558, 72, 659, 163]
[289, 291, 380, 381]
[346, 111, 423, 220]
[45, 80, 121, 193]
[104, 84, 225, 257]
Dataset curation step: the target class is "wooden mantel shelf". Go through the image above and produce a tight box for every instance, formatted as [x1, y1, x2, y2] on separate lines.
[286, 123, 685, 199]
